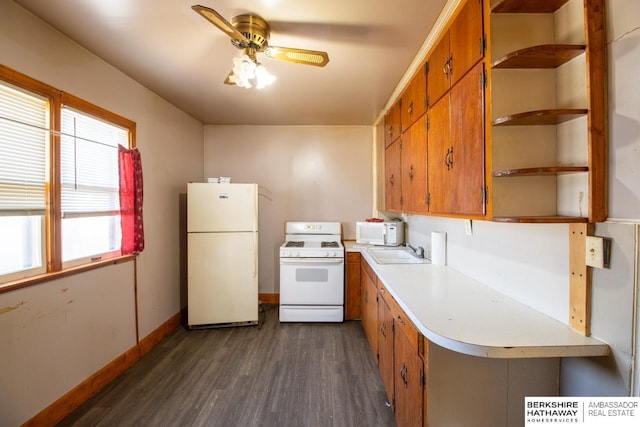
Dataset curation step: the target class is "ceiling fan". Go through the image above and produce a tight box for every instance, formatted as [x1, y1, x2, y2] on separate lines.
[192, 5, 330, 88]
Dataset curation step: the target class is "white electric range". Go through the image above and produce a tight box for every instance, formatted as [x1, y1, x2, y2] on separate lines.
[279, 221, 345, 322]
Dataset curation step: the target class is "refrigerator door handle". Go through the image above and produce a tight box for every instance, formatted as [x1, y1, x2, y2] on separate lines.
[253, 232, 258, 278]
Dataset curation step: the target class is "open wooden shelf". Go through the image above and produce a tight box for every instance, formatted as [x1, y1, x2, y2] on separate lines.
[491, 0, 571, 13]
[492, 215, 588, 223]
[492, 109, 587, 126]
[493, 166, 588, 177]
[493, 44, 585, 69]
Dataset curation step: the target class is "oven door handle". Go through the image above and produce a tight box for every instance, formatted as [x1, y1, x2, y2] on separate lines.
[280, 258, 344, 265]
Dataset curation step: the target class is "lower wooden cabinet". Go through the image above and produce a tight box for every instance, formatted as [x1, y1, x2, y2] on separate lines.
[361, 260, 378, 352]
[360, 256, 562, 427]
[345, 252, 361, 319]
[394, 328, 424, 427]
[361, 257, 426, 427]
[377, 290, 395, 403]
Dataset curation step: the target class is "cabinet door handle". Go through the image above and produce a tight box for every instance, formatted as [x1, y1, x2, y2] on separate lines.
[445, 147, 454, 170]
[400, 363, 408, 387]
[380, 322, 386, 338]
[387, 125, 393, 136]
[364, 289, 368, 303]
[396, 315, 405, 325]
[408, 101, 414, 117]
[409, 164, 414, 181]
[442, 55, 453, 78]
[390, 174, 395, 186]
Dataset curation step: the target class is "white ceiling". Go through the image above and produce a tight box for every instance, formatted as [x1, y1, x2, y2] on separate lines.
[12, 0, 448, 125]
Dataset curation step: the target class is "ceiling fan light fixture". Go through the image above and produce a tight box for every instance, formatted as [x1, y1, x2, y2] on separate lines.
[192, 5, 329, 86]
[228, 52, 275, 90]
[229, 54, 257, 88]
[254, 63, 276, 89]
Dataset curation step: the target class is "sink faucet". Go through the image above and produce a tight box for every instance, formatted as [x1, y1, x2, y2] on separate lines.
[407, 244, 425, 259]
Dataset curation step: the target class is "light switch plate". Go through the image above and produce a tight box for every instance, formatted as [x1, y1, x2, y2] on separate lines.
[585, 236, 612, 268]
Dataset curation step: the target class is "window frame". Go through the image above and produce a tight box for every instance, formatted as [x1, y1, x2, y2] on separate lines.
[0, 65, 137, 292]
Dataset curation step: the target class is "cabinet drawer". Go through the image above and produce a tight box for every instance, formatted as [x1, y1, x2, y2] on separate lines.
[377, 281, 393, 307]
[346, 252, 361, 263]
[362, 258, 377, 285]
[379, 283, 420, 353]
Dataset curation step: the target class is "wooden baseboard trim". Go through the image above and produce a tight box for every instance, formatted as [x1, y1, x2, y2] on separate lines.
[23, 311, 182, 426]
[138, 311, 182, 357]
[259, 293, 280, 304]
[23, 345, 140, 427]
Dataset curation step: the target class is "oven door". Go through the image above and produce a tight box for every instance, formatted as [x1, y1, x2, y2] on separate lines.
[279, 257, 344, 305]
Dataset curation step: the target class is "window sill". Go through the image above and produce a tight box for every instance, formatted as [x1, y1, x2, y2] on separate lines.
[0, 254, 138, 294]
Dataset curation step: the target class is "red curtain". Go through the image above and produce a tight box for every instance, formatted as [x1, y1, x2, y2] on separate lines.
[118, 145, 144, 254]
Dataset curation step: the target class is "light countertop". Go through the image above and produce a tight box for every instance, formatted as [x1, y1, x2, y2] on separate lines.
[345, 241, 609, 359]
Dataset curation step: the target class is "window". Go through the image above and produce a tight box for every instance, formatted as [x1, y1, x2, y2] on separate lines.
[0, 81, 48, 281]
[60, 108, 127, 266]
[0, 65, 138, 285]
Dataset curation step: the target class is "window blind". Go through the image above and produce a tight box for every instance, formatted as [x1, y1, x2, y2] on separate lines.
[0, 82, 48, 215]
[60, 107, 128, 217]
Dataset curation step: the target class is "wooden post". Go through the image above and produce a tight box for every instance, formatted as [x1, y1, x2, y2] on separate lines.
[569, 223, 595, 335]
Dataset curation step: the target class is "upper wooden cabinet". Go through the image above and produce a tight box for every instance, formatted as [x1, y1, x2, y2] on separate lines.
[384, 138, 403, 212]
[400, 63, 428, 131]
[385, 115, 428, 214]
[427, 0, 484, 106]
[428, 62, 486, 216]
[381, 0, 606, 224]
[401, 115, 428, 214]
[384, 99, 402, 147]
[487, 0, 607, 222]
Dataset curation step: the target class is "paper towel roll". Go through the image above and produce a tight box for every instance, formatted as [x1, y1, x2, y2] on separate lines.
[431, 231, 447, 265]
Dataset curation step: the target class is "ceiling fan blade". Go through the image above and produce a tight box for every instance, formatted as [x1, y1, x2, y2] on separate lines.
[263, 46, 329, 67]
[192, 5, 249, 44]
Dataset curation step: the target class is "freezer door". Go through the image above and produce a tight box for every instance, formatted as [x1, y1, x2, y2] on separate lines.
[188, 231, 258, 326]
[187, 183, 258, 232]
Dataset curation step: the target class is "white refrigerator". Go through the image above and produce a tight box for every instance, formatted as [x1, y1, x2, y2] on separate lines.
[187, 183, 258, 328]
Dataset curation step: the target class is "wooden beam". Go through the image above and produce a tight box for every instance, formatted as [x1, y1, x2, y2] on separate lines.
[569, 223, 595, 335]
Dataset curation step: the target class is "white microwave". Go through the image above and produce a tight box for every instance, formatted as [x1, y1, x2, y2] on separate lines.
[356, 221, 405, 246]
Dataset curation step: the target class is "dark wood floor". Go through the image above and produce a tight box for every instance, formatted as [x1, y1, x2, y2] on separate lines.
[58, 304, 396, 427]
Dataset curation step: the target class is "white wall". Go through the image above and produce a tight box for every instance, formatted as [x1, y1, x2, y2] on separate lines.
[0, 1, 204, 424]
[204, 125, 373, 294]
[397, 0, 640, 397]
[0, 263, 136, 427]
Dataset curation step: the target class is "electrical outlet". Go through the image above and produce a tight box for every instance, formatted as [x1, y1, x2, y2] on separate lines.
[585, 236, 612, 269]
[464, 219, 473, 236]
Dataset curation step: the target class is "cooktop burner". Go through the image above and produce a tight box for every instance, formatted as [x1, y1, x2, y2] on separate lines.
[285, 241, 304, 248]
[321, 241, 339, 248]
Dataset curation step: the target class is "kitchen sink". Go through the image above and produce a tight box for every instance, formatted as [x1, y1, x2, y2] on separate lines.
[367, 247, 430, 264]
